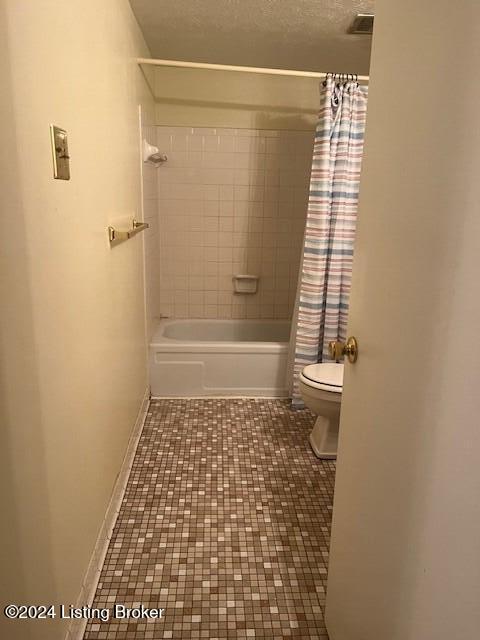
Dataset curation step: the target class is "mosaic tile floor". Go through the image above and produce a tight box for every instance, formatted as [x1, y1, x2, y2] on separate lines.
[84, 399, 335, 639]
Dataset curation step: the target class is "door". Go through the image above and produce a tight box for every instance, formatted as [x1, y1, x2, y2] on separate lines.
[325, 2, 480, 639]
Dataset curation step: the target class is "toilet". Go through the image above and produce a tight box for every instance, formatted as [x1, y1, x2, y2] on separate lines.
[299, 362, 344, 459]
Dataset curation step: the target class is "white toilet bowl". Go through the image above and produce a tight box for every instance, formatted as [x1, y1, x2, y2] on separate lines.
[299, 363, 344, 459]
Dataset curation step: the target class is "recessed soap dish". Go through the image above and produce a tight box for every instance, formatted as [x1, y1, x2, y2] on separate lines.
[233, 274, 259, 294]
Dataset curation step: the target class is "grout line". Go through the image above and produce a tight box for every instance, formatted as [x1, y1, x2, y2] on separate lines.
[81, 398, 333, 638]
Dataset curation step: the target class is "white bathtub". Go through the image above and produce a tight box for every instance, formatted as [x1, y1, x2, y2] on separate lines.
[149, 319, 291, 397]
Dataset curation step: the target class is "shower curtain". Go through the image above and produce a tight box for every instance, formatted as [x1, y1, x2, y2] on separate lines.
[290, 76, 368, 404]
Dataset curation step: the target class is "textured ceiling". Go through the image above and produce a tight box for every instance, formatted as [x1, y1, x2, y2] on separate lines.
[129, 0, 375, 75]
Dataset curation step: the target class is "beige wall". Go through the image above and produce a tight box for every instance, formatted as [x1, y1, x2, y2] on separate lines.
[151, 67, 319, 130]
[141, 110, 161, 340]
[0, 2, 153, 639]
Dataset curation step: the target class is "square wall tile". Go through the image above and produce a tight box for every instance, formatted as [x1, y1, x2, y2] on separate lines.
[156, 125, 314, 319]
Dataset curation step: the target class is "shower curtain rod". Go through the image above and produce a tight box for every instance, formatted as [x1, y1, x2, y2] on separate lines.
[137, 58, 369, 82]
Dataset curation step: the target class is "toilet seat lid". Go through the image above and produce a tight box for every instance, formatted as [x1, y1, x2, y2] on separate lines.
[301, 363, 344, 392]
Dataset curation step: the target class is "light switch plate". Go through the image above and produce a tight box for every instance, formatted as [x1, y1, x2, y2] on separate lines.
[50, 125, 70, 180]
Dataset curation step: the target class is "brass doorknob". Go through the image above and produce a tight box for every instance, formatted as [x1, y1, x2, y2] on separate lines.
[328, 336, 359, 363]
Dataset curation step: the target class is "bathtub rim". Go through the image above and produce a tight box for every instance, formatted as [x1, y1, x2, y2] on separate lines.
[151, 318, 291, 354]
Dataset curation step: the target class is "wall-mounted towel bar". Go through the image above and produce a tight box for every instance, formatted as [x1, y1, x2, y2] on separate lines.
[108, 219, 149, 247]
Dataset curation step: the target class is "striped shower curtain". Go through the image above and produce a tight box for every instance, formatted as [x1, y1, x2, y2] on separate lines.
[291, 77, 368, 404]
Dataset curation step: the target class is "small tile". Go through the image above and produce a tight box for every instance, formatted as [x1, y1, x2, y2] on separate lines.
[187, 135, 204, 152]
[84, 399, 334, 640]
[218, 136, 235, 152]
[156, 125, 312, 322]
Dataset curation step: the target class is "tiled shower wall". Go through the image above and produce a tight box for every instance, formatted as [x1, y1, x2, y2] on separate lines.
[141, 120, 160, 340]
[156, 126, 314, 319]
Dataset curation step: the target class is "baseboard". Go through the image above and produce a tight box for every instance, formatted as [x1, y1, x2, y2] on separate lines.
[65, 387, 150, 640]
